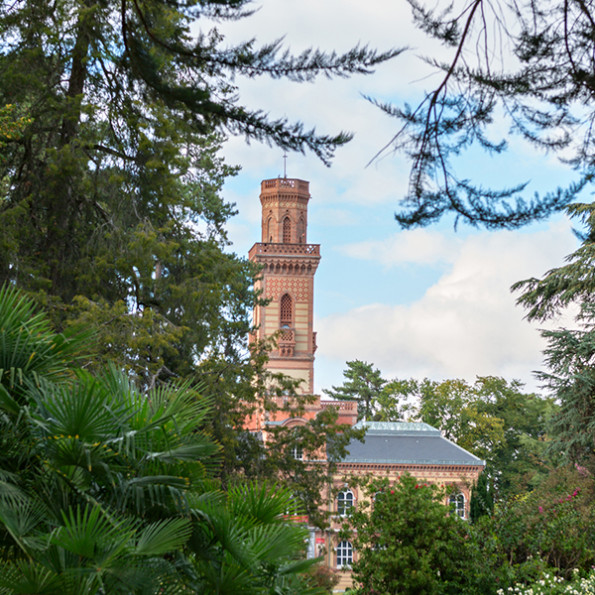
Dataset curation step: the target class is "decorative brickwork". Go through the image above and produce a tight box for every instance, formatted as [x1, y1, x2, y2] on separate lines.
[248, 177, 320, 395]
[267, 279, 311, 302]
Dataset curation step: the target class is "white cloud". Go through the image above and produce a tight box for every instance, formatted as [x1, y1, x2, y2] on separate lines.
[315, 219, 578, 392]
[341, 229, 463, 266]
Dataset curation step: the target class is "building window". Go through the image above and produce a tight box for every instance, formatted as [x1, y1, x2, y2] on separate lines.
[266, 216, 273, 242]
[449, 492, 466, 519]
[298, 215, 305, 243]
[280, 293, 292, 326]
[282, 216, 292, 243]
[291, 445, 303, 460]
[336, 540, 353, 568]
[337, 489, 354, 516]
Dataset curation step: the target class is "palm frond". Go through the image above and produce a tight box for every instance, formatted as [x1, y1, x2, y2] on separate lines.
[0, 560, 61, 594]
[134, 517, 192, 556]
[51, 505, 134, 563]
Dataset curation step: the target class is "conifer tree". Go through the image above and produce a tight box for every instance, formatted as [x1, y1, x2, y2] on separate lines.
[323, 360, 389, 421]
[0, 0, 399, 386]
[515, 202, 595, 467]
[470, 469, 494, 522]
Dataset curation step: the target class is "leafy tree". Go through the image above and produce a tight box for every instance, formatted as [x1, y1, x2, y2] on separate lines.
[345, 474, 480, 594]
[0, 104, 30, 151]
[328, 363, 555, 498]
[0, 1, 380, 527]
[0, 284, 325, 594]
[214, 360, 365, 529]
[533, 319, 595, 468]
[514, 203, 595, 322]
[414, 376, 556, 498]
[373, 0, 595, 228]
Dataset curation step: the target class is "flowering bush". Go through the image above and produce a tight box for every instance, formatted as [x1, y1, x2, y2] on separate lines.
[497, 569, 595, 594]
[484, 466, 595, 580]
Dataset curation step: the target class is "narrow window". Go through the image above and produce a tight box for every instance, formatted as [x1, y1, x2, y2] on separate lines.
[449, 492, 466, 519]
[266, 216, 273, 242]
[336, 540, 353, 568]
[282, 216, 292, 243]
[337, 489, 354, 516]
[298, 215, 305, 243]
[292, 445, 303, 460]
[280, 293, 292, 326]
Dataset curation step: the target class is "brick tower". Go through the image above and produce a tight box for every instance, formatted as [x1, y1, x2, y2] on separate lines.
[249, 177, 320, 394]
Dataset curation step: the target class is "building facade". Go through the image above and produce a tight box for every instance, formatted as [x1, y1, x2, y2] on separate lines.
[247, 176, 485, 592]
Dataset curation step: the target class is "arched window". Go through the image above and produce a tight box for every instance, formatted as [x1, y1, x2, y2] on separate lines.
[280, 293, 292, 326]
[282, 216, 292, 243]
[337, 489, 354, 516]
[449, 492, 466, 519]
[336, 540, 353, 568]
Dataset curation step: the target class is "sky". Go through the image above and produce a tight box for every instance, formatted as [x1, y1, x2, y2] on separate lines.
[213, 0, 583, 395]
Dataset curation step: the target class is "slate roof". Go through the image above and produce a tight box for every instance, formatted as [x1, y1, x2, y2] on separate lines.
[341, 421, 485, 467]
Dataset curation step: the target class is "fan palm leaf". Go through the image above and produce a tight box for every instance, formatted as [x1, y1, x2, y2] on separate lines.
[0, 285, 88, 399]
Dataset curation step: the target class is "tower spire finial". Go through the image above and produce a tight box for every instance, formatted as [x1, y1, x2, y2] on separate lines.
[283, 153, 288, 178]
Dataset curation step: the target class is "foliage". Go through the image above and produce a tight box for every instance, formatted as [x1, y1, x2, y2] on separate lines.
[514, 202, 595, 322]
[0, 0, 378, 529]
[533, 316, 595, 467]
[373, 0, 595, 228]
[411, 376, 556, 498]
[228, 378, 365, 529]
[334, 366, 555, 499]
[514, 202, 595, 467]
[478, 465, 595, 584]
[304, 563, 340, 594]
[469, 467, 494, 522]
[0, 285, 324, 594]
[323, 360, 410, 421]
[0, 104, 30, 151]
[345, 474, 479, 595]
[328, 362, 555, 498]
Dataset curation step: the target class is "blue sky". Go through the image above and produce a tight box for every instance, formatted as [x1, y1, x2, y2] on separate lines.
[214, 0, 583, 394]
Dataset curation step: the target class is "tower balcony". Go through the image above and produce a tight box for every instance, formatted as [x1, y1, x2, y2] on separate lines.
[249, 242, 320, 259]
[278, 327, 295, 357]
[261, 178, 310, 194]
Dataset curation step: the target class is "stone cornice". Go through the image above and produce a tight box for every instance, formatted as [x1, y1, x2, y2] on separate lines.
[336, 462, 485, 474]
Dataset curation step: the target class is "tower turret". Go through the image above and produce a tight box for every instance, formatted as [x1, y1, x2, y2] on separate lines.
[249, 177, 320, 394]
